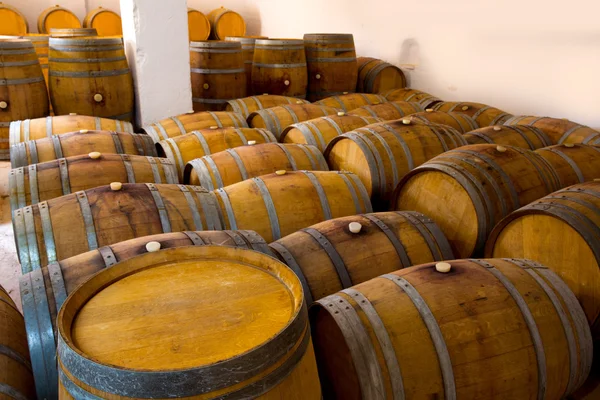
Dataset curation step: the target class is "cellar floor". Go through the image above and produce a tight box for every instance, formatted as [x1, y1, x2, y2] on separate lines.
[0, 161, 21, 311]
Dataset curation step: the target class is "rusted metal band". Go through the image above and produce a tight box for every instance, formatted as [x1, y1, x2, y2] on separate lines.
[179, 185, 203, 230]
[223, 230, 248, 248]
[182, 231, 206, 245]
[363, 214, 412, 267]
[76, 191, 98, 250]
[303, 227, 352, 288]
[301, 170, 332, 220]
[145, 183, 171, 233]
[236, 230, 272, 256]
[58, 158, 71, 194]
[253, 177, 281, 239]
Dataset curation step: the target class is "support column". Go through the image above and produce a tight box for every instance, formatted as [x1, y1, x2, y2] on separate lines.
[120, 0, 192, 128]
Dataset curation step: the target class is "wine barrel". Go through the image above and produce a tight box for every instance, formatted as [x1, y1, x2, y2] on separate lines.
[589, 135, 600, 146]
[185, 143, 328, 188]
[207, 7, 246, 40]
[504, 116, 600, 145]
[49, 36, 133, 120]
[393, 144, 561, 257]
[252, 39, 308, 98]
[0, 3, 28, 35]
[49, 28, 98, 37]
[9, 153, 178, 211]
[187, 8, 211, 41]
[190, 41, 246, 112]
[357, 57, 406, 94]
[225, 94, 309, 119]
[325, 119, 467, 209]
[381, 87, 442, 108]
[431, 101, 513, 126]
[535, 144, 600, 187]
[463, 125, 553, 150]
[248, 103, 340, 139]
[0, 39, 49, 160]
[83, 7, 122, 36]
[156, 127, 277, 180]
[143, 111, 247, 143]
[408, 110, 479, 133]
[9, 115, 134, 146]
[270, 211, 454, 303]
[348, 101, 423, 120]
[37, 5, 81, 34]
[20, 230, 270, 400]
[225, 36, 267, 93]
[23, 34, 50, 101]
[486, 181, 600, 336]
[316, 93, 387, 112]
[310, 258, 593, 400]
[214, 170, 372, 242]
[0, 285, 35, 400]
[304, 33, 357, 101]
[280, 114, 381, 153]
[13, 183, 223, 273]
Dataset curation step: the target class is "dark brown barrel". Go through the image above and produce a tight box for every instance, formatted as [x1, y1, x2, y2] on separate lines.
[431, 101, 513, 126]
[356, 57, 406, 93]
[463, 125, 553, 150]
[504, 116, 600, 145]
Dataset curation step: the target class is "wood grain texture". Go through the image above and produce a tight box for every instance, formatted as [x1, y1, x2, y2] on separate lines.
[463, 125, 553, 150]
[248, 103, 340, 139]
[504, 116, 600, 145]
[356, 57, 406, 94]
[348, 100, 423, 120]
[381, 87, 442, 108]
[83, 8, 122, 36]
[0, 3, 28, 35]
[432, 101, 513, 127]
[187, 9, 211, 41]
[252, 39, 307, 98]
[225, 36, 268, 93]
[37, 5, 81, 34]
[408, 109, 479, 133]
[535, 144, 600, 187]
[207, 7, 246, 40]
[22, 34, 50, 112]
[316, 93, 386, 112]
[225, 94, 309, 119]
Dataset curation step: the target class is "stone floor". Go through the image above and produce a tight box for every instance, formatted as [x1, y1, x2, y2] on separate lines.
[0, 161, 22, 311]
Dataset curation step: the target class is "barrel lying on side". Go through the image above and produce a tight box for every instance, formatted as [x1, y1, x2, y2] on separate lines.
[431, 101, 513, 126]
[348, 101, 423, 120]
[248, 103, 340, 139]
[225, 94, 309, 119]
[356, 57, 406, 93]
[504, 116, 600, 145]
[463, 125, 553, 150]
[535, 143, 600, 187]
[408, 110, 479, 133]
[381, 88, 442, 108]
[316, 93, 387, 112]
[310, 258, 592, 400]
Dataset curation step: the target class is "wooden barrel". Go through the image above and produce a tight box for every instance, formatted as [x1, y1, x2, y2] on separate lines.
[408, 110, 479, 133]
[310, 258, 593, 400]
[20, 230, 270, 400]
[270, 211, 454, 303]
[357, 57, 406, 94]
[535, 144, 600, 187]
[9, 153, 178, 211]
[589, 135, 600, 146]
[10, 130, 157, 168]
[207, 7, 246, 40]
[185, 143, 328, 188]
[0, 285, 36, 400]
[225, 36, 267, 93]
[0, 39, 49, 160]
[13, 183, 223, 273]
[463, 125, 553, 150]
[316, 93, 387, 112]
[248, 103, 340, 140]
[325, 119, 467, 209]
[0, 3, 28, 35]
[156, 127, 277, 180]
[486, 181, 600, 337]
[225, 94, 309, 119]
[187, 8, 211, 41]
[214, 170, 372, 242]
[9, 115, 134, 146]
[280, 114, 381, 153]
[504, 116, 600, 145]
[37, 5, 81, 34]
[83, 7, 122, 36]
[348, 100, 423, 120]
[393, 144, 561, 258]
[49, 28, 98, 37]
[431, 101, 513, 126]
[381, 87, 442, 108]
[304, 33, 357, 102]
[190, 41, 246, 112]
[143, 111, 247, 143]
[23, 34, 50, 101]
[252, 39, 308, 98]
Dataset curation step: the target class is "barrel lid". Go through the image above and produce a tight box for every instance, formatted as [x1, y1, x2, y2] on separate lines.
[49, 36, 122, 46]
[255, 38, 304, 46]
[212, 8, 246, 40]
[225, 35, 266, 44]
[187, 8, 210, 41]
[0, 3, 28, 35]
[303, 33, 354, 41]
[190, 40, 240, 49]
[0, 37, 33, 48]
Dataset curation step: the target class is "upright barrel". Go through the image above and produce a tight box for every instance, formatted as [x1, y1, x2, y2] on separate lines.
[225, 36, 267, 93]
[83, 7, 122, 36]
[348, 101, 423, 120]
[504, 116, 600, 145]
[357, 57, 406, 93]
[535, 143, 600, 187]
[252, 39, 307, 98]
[316, 93, 387, 112]
[381, 87, 442, 108]
[225, 94, 309, 119]
[49, 28, 98, 37]
[248, 103, 340, 139]
[431, 101, 513, 126]
[0, 3, 28, 35]
[408, 110, 479, 133]
[304, 33, 357, 101]
[463, 125, 553, 150]
[187, 8, 211, 41]
[207, 7, 246, 40]
[37, 5, 81, 33]
[24, 34, 50, 101]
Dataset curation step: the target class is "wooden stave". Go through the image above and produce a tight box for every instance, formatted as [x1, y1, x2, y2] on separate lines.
[408, 110, 479, 133]
[431, 101, 513, 127]
[380, 87, 442, 109]
[225, 36, 268, 93]
[356, 57, 406, 94]
[463, 125, 553, 150]
[535, 144, 600, 188]
[348, 101, 424, 120]
[504, 116, 600, 145]
[225, 94, 309, 119]
[316, 93, 387, 112]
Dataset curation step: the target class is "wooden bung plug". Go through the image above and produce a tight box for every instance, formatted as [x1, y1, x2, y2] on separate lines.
[496, 145, 507, 153]
[402, 119, 411, 125]
[203, 83, 209, 90]
[69, 113, 77, 116]
[187, 110, 195, 114]
[337, 111, 345, 116]
[210, 126, 218, 129]
[0, 101, 7, 109]
[275, 170, 286, 175]
[79, 129, 88, 134]
[110, 182, 122, 191]
[315, 73, 321, 79]
[296, 100, 303, 104]
[93, 93, 103, 102]
[89, 151, 101, 159]
[461, 105, 469, 111]
[247, 140, 256, 145]
[425, 108, 433, 112]
[343, 92, 349, 95]
[145, 241, 161, 252]
[436, 262, 452, 273]
[263, 93, 269, 95]
[493, 126, 502, 131]
[564, 143, 575, 148]
[348, 222, 362, 233]
[284, 80, 290, 86]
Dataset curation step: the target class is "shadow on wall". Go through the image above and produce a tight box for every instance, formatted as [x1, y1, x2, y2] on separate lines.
[398, 38, 419, 87]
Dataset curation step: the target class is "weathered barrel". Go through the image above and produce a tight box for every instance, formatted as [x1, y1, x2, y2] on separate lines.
[535, 144, 600, 187]
[187, 8, 211, 41]
[37, 5, 81, 33]
[49, 28, 98, 38]
[316, 93, 387, 112]
[270, 211, 454, 303]
[431, 101, 513, 126]
[190, 41, 246, 112]
[225, 94, 309, 119]
[9, 153, 177, 211]
[348, 101, 423, 120]
[393, 144, 561, 257]
[310, 258, 593, 400]
[304, 33, 357, 101]
[13, 183, 223, 273]
[248, 103, 340, 139]
[0, 3, 28, 35]
[156, 127, 277, 180]
[83, 7, 122, 36]
[408, 110, 479, 133]
[325, 119, 467, 208]
[207, 7, 246, 40]
[357, 57, 406, 94]
[225, 36, 267, 93]
[381, 87, 442, 108]
[252, 39, 307, 98]
[185, 143, 328, 188]
[214, 170, 372, 242]
[504, 116, 600, 145]
[463, 125, 553, 150]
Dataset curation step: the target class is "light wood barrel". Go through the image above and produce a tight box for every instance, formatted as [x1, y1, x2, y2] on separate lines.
[486, 181, 600, 337]
[9, 153, 178, 211]
[49, 28, 98, 38]
[589, 135, 600, 146]
[13, 183, 223, 273]
[214, 170, 372, 242]
[9, 115, 134, 146]
[20, 230, 270, 400]
[504, 116, 600, 145]
[23, 34, 50, 103]
[185, 143, 328, 188]
[37, 5, 81, 34]
[156, 127, 277, 180]
[280, 114, 381, 153]
[348, 101, 423, 120]
[393, 144, 561, 257]
[381, 87, 442, 108]
[83, 7, 122, 36]
[535, 144, 600, 187]
[304, 33, 357, 101]
[225, 94, 309, 119]
[187, 8, 211, 41]
[431, 101, 513, 126]
[0, 3, 28, 35]
[357, 57, 406, 94]
[143, 111, 247, 143]
[270, 211, 454, 303]
[310, 258, 593, 400]
[0, 39, 49, 160]
[463, 125, 553, 150]
[190, 41, 246, 112]
[207, 7, 246, 40]
[252, 39, 308, 98]
[225, 36, 267, 93]
[248, 103, 340, 140]
[0, 285, 35, 400]
[408, 109, 479, 133]
[316, 93, 387, 112]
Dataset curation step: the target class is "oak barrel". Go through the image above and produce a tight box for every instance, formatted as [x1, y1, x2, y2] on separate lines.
[225, 94, 309, 119]
[49, 28, 98, 38]
[252, 39, 308, 98]
[248, 103, 340, 139]
[83, 7, 122, 36]
[408, 109, 479, 133]
[37, 5, 81, 34]
[207, 7, 246, 40]
[310, 258, 593, 399]
[23, 34, 50, 107]
[0, 3, 28, 35]
[225, 36, 267, 93]
[463, 125, 553, 150]
[535, 143, 600, 187]
[381, 87, 442, 108]
[504, 116, 600, 145]
[356, 57, 406, 94]
[348, 101, 423, 120]
[431, 101, 513, 126]
[316, 93, 386, 112]
[187, 8, 211, 41]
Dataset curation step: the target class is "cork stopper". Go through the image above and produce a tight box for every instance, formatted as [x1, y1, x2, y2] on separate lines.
[203, 83, 209, 90]
[0, 101, 7, 109]
[337, 111, 345, 116]
[461, 105, 469, 111]
[275, 170, 286, 175]
[145, 241, 161, 252]
[343, 92, 349, 95]
[209, 126, 218, 130]
[564, 143, 575, 148]
[315, 74, 321, 79]
[296, 100, 304, 104]
[348, 222, 362, 233]
[496, 145, 507, 153]
[109, 182, 122, 191]
[247, 140, 256, 145]
[93, 93, 103, 102]
[425, 108, 433, 113]
[187, 110, 195, 114]
[435, 262, 452, 273]
[402, 118, 411, 125]
[89, 151, 101, 159]
[69, 113, 77, 116]
[493, 126, 502, 131]
[79, 129, 88, 134]
[284, 80, 290, 86]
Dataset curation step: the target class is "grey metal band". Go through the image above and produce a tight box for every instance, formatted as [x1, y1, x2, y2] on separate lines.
[282, 105, 300, 124]
[348, 173, 373, 212]
[225, 148, 248, 180]
[224, 231, 248, 248]
[182, 231, 206, 245]
[215, 188, 237, 229]
[208, 112, 224, 127]
[303, 227, 352, 288]
[507, 126, 537, 149]
[362, 106, 379, 118]
[49, 68, 130, 77]
[401, 211, 454, 260]
[117, 154, 135, 182]
[48, 45, 124, 52]
[161, 158, 179, 184]
[522, 126, 553, 147]
[144, 126, 160, 143]
[0, 49, 36, 55]
[294, 144, 317, 170]
[39, 201, 57, 264]
[465, 131, 493, 144]
[307, 144, 329, 170]
[170, 116, 187, 136]
[349, 132, 386, 194]
[141, 134, 157, 156]
[47, 261, 67, 309]
[204, 156, 224, 188]
[557, 124, 584, 144]
[157, 123, 170, 140]
[0, 59, 39, 67]
[111, 132, 124, 153]
[188, 159, 214, 190]
[322, 116, 343, 135]
[148, 156, 163, 183]
[306, 57, 356, 63]
[9, 120, 21, 146]
[363, 214, 412, 267]
[337, 172, 361, 212]
[543, 147, 584, 183]
[51, 134, 63, 159]
[0, 382, 30, 400]
[0, 76, 44, 85]
[175, 186, 202, 230]
[165, 138, 185, 174]
[146, 183, 171, 233]
[269, 241, 313, 304]
[232, 128, 248, 144]
[49, 56, 126, 63]
[364, 127, 400, 187]
[0, 344, 32, 372]
[94, 117, 102, 130]
[514, 146, 560, 193]
[76, 191, 98, 250]
[13, 210, 32, 273]
[253, 62, 307, 68]
[490, 112, 512, 126]
[114, 120, 122, 131]
[192, 131, 211, 154]
[260, 108, 280, 137]
[24, 206, 41, 272]
[58, 158, 71, 194]
[44, 117, 52, 138]
[235, 230, 272, 256]
[251, 96, 264, 111]
[253, 177, 281, 239]
[10, 142, 27, 168]
[59, 371, 104, 400]
[18, 167, 28, 208]
[192, 187, 222, 230]
[193, 98, 229, 105]
[190, 67, 245, 74]
[304, 121, 326, 150]
[365, 61, 394, 93]
[98, 246, 117, 268]
[302, 171, 332, 220]
[274, 143, 297, 170]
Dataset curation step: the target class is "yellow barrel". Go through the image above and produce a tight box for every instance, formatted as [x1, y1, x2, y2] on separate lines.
[348, 101, 423, 120]
[225, 94, 309, 119]
[504, 115, 600, 145]
[316, 93, 387, 112]
[187, 8, 211, 41]
[463, 125, 553, 150]
[207, 7, 246, 40]
[0, 3, 28, 35]
[49, 28, 97, 37]
[431, 101, 513, 127]
[83, 7, 122, 36]
[408, 110, 479, 133]
[535, 143, 600, 187]
[357, 57, 406, 93]
[37, 5, 81, 34]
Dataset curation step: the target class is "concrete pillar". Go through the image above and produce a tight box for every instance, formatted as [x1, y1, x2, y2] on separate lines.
[120, 0, 192, 128]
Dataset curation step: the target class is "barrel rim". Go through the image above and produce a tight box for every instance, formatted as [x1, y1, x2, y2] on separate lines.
[190, 40, 241, 49]
[254, 38, 304, 46]
[0, 2, 29, 33]
[49, 37, 121, 46]
[303, 33, 354, 41]
[0, 38, 34, 48]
